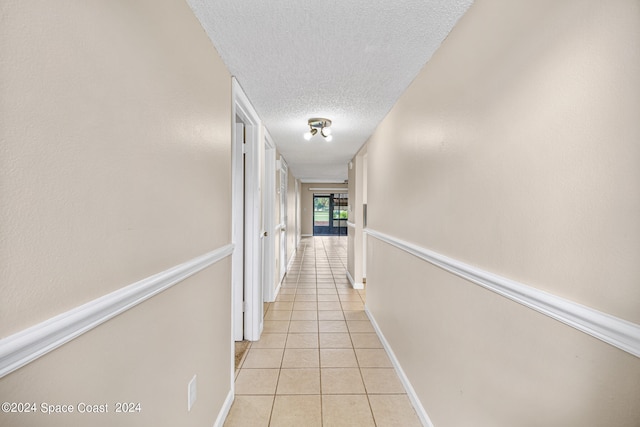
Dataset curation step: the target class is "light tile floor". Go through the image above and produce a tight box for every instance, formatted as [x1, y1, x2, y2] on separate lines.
[224, 236, 422, 427]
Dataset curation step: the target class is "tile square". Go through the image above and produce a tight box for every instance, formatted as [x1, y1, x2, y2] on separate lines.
[344, 311, 369, 321]
[322, 395, 375, 427]
[339, 294, 363, 302]
[317, 282, 337, 289]
[224, 395, 273, 427]
[290, 310, 318, 321]
[242, 348, 284, 369]
[263, 320, 290, 333]
[285, 333, 319, 348]
[265, 310, 292, 321]
[318, 310, 344, 321]
[342, 302, 365, 311]
[318, 301, 342, 311]
[289, 320, 318, 333]
[296, 288, 317, 295]
[350, 333, 383, 349]
[276, 368, 320, 394]
[282, 348, 319, 368]
[294, 294, 317, 301]
[275, 294, 295, 302]
[293, 301, 317, 311]
[317, 294, 339, 302]
[317, 289, 338, 295]
[319, 320, 348, 333]
[347, 320, 375, 333]
[337, 289, 359, 295]
[361, 368, 405, 394]
[355, 348, 392, 367]
[319, 333, 353, 349]
[279, 288, 296, 294]
[235, 369, 279, 395]
[368, 395, 422, 427]
[251, 333, 287, 349]
[271, 302, 294, 311]
[320, 348, 358, 367]
[270, 395, 321, 427]
[321, 368, 365, 394]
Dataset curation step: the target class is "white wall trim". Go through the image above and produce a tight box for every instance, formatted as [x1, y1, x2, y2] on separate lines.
[0, 244, 234, 379]
[346, 270, 364, 290]
[308, 187, 348, 193]
[366, 228, 640, 358]
[346, 221, 356, 229]
[212, 390, 234, 427]
[365, 306, 434, 427]
[287, 248, 297, 272]
[301, 234, 313, 238]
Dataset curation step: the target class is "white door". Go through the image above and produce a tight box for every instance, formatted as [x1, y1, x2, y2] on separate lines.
[232, 78, 263, 342]
[262, 133, 276, 302]
[232, 122, 245, 341]
[279, 158, 288, 283]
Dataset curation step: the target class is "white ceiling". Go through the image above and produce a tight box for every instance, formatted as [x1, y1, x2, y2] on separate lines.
[187, 0, 473, 182]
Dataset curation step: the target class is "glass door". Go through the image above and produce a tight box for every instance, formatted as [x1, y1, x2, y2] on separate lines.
[313, 193, 348, 236]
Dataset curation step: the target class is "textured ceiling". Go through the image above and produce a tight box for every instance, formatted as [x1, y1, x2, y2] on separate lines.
[187, 0, 473, 182]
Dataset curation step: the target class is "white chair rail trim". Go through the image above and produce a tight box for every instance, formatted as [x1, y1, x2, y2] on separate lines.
[346, 221, 356, 229]
[365, 228, 640, 358]
[0, 243, 234, 378]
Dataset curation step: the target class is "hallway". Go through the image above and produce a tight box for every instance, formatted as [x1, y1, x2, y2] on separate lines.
[224, 237, 421, 427]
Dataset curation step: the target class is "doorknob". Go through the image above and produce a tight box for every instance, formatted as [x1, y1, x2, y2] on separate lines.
[263, 231, 268, 237]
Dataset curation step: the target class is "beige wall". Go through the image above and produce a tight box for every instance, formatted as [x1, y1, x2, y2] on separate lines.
[0, 0, 232, 425]
[300, 183, 349, 236]
[365, 0, 640, 425]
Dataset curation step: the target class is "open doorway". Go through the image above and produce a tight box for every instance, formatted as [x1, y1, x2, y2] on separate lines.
[231, 78, 263, 342]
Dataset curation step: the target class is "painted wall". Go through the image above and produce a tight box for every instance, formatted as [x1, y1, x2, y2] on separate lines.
[300, 183, 349, 236]
[365, 0, 640, 425]
[0, 0, 232, 425]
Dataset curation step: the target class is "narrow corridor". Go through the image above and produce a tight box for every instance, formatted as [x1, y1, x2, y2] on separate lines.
[224, 236, 422, 427]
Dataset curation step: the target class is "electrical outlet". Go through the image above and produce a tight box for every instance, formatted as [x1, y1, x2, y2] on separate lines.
[188, 375, 197, 411]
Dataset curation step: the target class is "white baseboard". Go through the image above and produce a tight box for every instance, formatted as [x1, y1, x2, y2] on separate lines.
[346, 270, 364, 290]
[0, 244, 234, 379]
[365, 306, 434, 427]
[287, 249, 297, 271]
[212, 389, 234, 427]
[274, 281, 282, 300]
[301, 234, 313, 237]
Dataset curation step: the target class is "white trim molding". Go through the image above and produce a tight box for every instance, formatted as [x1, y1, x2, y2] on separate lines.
[365, 306, 435, 427]
[366, 228, 640, 358]
[301, 234, 313, 238]
[287, 248, 297, 272]
[0, 244, 234, 379]
[346, 270, 364, 290]
[212, 390, 234, 427]
[346, 221, 356, 229]
[307, 187, 348, 193]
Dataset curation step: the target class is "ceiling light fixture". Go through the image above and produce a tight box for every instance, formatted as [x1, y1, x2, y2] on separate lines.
[304, 118, 333, 142]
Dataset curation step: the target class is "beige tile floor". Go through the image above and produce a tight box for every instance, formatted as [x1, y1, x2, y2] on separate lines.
[224, 236, 422, 427]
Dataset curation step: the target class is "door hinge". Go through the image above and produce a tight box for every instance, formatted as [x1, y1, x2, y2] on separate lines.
[242, 301, 246, 312]
[242, 142, 246, 154]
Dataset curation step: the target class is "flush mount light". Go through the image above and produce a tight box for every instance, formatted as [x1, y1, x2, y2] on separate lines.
[304, 118, 333, 141]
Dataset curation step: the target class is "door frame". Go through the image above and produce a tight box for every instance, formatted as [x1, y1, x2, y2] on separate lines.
[263, 130, 277, 302]
[232, 78, 263, 342]
[278, 157, 288, 284]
